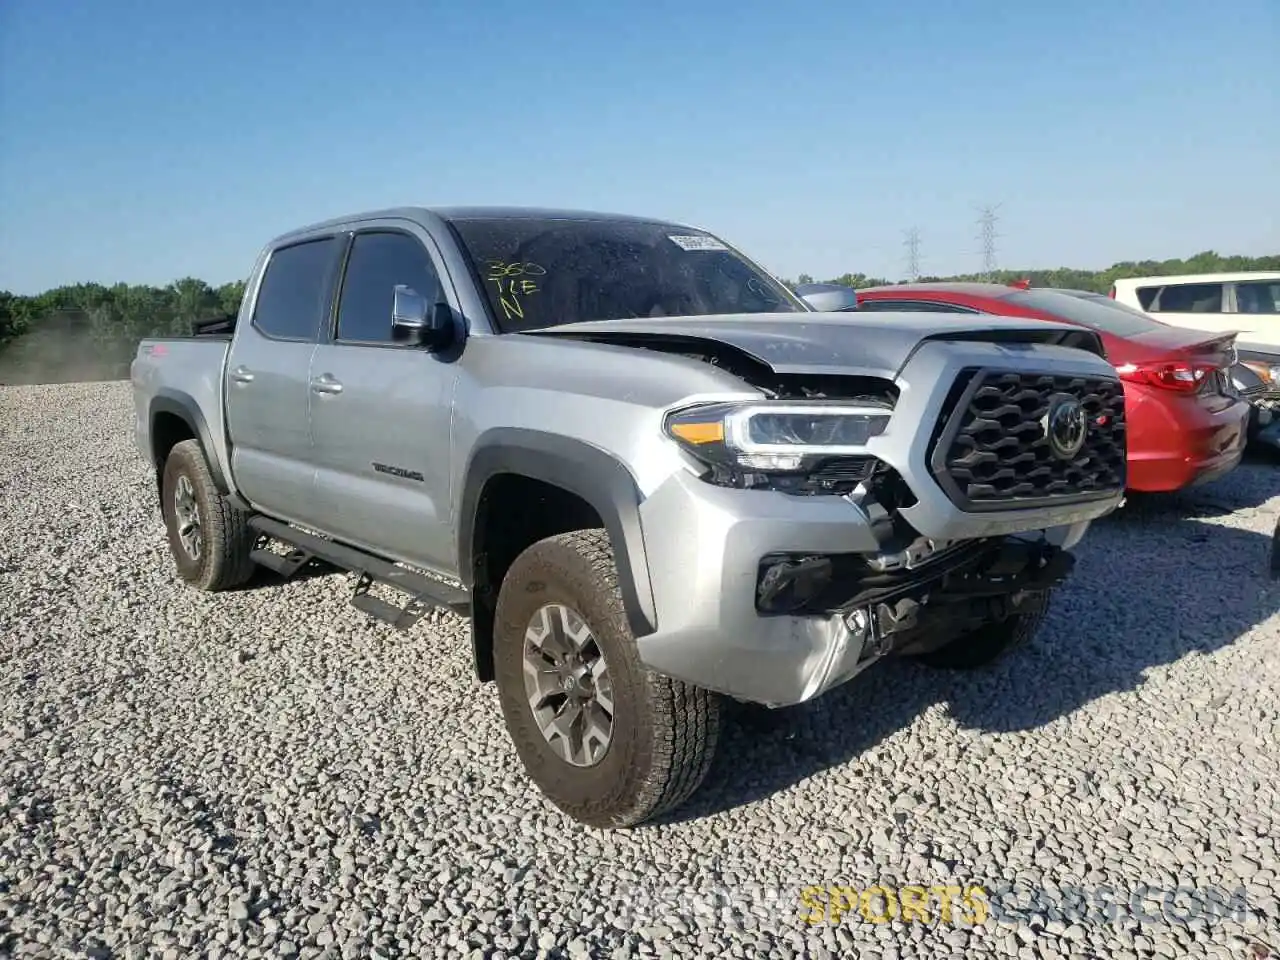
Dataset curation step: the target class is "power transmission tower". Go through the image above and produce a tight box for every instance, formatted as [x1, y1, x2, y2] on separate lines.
[903, 227, 921, 281]
[977, 204, 1001, 279]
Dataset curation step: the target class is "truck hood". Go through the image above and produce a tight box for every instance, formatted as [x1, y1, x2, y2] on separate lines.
[523, 311, 1104, 379]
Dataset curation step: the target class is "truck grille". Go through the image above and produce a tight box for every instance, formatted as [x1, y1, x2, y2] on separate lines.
[929, 368, 1127, 511]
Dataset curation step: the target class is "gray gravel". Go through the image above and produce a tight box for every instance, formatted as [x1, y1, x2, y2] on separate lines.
[1, 380, 1278, 960]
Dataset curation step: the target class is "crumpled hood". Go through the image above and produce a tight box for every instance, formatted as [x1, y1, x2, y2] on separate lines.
[524, 311, 1102, 379]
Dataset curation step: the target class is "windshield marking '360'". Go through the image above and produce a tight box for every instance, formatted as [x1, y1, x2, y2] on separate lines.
[481, 259, 548, 323]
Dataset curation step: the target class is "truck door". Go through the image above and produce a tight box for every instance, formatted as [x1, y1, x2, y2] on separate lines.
[307, 225, 460, 575]
[224, 235, 342, 524]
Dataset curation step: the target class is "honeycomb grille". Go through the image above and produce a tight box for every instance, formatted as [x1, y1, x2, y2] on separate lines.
[930, 369, 1127, 510]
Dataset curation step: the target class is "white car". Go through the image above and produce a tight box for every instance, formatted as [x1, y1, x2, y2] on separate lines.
[1109, 271, 1280, 353]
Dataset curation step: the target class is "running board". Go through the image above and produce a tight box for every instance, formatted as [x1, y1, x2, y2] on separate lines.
[249, 539, 314, 579]
[247, 516, 471, 628]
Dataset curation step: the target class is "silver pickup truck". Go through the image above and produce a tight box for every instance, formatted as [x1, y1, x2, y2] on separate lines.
[131, 206, 1128, 828]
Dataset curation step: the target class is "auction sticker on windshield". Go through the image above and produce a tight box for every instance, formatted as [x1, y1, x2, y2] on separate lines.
[669, 234, 728, 251]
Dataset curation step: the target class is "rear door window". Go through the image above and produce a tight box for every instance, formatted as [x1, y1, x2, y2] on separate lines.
[1234, 281, 1280, 314]
[251, 237, 341, 341]
[1148, 283, 1225, 313]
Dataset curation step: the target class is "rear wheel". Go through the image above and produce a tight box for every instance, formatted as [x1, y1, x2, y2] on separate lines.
[160, 439, 255, 591]
[915, 589, 1053, 669]
[492, 528, 721, 828]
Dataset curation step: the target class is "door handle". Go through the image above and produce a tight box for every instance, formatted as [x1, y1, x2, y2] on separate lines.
[310, 374, 343, 395]
[229, 365, 254, 384]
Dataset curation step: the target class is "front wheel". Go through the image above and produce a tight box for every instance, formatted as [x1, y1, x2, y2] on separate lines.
[914, 590, 1054, 669]
[492, 529, 722, 828]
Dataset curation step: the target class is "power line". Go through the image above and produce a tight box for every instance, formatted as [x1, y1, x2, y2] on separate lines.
[903, 227, 921, 281]
[977, 204, 1001, 279]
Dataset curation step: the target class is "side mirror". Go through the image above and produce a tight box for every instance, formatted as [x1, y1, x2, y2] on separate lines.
[391, 284, 453, 350]
[794, 283, 859, 312]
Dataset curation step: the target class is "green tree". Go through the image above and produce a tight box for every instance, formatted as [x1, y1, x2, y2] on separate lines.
[217, 280, 246, 316]
[3, 251, 1279, 384]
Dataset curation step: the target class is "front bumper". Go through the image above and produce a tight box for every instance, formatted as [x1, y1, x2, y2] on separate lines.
[630, 339, 1127, 707]
[634, 469, 1089, 707]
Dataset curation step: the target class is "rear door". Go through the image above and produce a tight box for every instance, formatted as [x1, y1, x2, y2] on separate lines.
[307, 225, 460, 574]
[224, 235, 342, 524]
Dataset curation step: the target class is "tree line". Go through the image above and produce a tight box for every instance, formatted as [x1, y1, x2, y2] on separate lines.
[790, 249, 1280, 293]
[0, 278, 245, 384]
[1, 250, 1277, 383]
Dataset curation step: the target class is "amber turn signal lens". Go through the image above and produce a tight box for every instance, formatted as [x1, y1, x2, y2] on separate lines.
[668, 421, 725, 445]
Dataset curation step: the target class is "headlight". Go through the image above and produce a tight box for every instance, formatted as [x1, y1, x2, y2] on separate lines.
[1241, 360, 1280, 384]
[663, 400, 891, 473]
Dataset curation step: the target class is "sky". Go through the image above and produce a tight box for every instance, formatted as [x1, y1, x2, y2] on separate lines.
[0, 0, 1276, 295]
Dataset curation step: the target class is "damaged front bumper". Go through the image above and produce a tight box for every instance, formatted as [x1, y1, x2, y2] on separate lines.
[634, 469, 1084, 707]
[758, 534, 1074, 702]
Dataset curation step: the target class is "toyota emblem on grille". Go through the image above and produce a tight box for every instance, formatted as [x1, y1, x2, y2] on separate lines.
[1043, 396, 1088, 459]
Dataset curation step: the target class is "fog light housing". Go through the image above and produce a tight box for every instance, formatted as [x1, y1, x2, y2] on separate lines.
[756, 555, 833, 613]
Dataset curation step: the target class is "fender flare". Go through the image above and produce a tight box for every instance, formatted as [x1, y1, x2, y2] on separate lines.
[457, 428, 657, 638]
[148, 389, 231, 494]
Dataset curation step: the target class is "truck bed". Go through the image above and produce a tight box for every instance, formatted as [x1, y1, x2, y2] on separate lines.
[131, 335, 233, 484]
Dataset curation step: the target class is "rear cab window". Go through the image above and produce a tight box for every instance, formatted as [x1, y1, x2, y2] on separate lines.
[252, 237, 341, 341]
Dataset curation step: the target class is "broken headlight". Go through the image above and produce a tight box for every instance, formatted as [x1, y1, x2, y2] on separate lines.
[663, 400, 891, 474]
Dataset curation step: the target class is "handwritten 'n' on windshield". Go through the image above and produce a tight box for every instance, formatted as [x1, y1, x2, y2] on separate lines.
[485, 260, 546, 321]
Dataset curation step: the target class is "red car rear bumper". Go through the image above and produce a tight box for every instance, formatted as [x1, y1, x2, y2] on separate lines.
[1124, 387, 1251, 493]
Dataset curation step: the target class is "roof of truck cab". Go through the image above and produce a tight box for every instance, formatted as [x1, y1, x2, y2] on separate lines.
[433, 206, 689, 223]
[269, 206, 695, 245]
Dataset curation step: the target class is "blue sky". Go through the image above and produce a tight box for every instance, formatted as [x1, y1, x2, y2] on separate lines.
[1, 0, 1276, 294]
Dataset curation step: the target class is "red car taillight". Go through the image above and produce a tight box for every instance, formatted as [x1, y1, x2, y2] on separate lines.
[1115, 360, 1217, 393]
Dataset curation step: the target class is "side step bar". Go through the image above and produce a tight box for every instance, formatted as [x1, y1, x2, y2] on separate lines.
[248, 516, 470, 629]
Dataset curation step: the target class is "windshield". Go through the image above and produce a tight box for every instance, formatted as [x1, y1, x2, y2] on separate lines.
[446, 216, 805, 333]
[1007, 289, 1171, 338]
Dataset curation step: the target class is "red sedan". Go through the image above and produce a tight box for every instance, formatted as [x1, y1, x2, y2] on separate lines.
[854, 282, 1250, 493]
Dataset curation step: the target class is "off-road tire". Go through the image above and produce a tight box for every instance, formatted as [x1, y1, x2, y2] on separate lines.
[916, 589, 1054, 669]
[160, 439, 255, 592]
[493, 528, 722, 829]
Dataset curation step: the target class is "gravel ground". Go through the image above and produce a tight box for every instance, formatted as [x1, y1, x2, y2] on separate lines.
[1, 380, 1278, 960]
